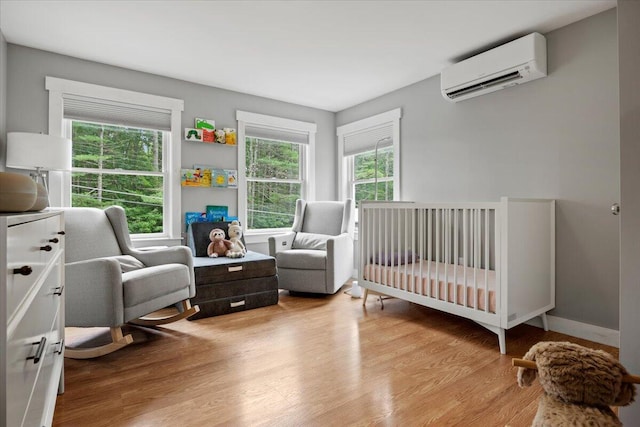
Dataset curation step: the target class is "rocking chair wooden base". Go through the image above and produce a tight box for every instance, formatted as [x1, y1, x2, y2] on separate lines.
[64, 326, 134, 359]
[128, 300, 200, 327]
[64, 301, 199, 359]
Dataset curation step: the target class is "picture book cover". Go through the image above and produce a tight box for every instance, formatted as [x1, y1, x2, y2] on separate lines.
[206, 205, 228, 222]
[195, 118, 215, 130]
[202, 128, 215, 143]
[211, 169, 228, 187]
[185, 211, 207, 229]
[181, 168, 209, 187]
[225, 169, 238, 188]
[184, 128, 203, 142]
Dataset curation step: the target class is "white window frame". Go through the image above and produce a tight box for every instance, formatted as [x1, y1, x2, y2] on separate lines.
[45, 77, 184, 246]
[337, 108, 402, 208]
[236, 111, 316, 242]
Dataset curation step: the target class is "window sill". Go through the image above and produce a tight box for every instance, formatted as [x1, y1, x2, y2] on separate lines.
[245, 229, 289, 245]
[132, 237, 184, 248]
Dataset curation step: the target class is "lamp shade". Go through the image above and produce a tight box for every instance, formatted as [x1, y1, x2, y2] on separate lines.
[6, 132, 72, 171]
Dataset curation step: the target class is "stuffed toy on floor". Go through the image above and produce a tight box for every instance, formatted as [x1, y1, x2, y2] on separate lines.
[514, 341, 638, 427]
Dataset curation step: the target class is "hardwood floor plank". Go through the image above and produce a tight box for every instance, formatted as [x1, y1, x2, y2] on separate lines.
[53, 287, 619, 426]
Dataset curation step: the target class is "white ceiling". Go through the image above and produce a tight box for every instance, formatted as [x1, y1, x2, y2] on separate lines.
[0, 0, 616, 112]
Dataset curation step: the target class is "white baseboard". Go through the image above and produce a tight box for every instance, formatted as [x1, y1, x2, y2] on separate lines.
[526, 315, 619, 348]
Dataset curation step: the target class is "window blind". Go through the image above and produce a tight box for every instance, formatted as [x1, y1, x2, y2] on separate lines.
[63, 94, 172, 131]
[343, 123, 393, 156]
[245, 125, 309, 145]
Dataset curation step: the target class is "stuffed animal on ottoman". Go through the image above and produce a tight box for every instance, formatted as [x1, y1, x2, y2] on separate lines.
[207, 228, 234, 258]
[226, 220, 246, 258]
[515, 341, 638, 427]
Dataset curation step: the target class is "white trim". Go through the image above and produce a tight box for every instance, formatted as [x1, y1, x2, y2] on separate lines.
[306, 130, 316, 201]
[45, 77, 184, 111]
[237, 119, 248, 227]
[236, 110, 316, 231]
[237, 110, 317, 133]
[46, 76, 184, 241]
[526, 315, 620, 347]
[336, 108, 401, 136]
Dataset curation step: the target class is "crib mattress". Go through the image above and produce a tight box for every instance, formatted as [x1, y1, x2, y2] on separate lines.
[363, 260, 497, 313]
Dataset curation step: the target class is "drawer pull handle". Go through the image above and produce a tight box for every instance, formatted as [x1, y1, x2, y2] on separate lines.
[55, 339, 65, 355]
[230, 300, 246, 308]
[27, 337, 47, 364]
[57, 231, 66, 235]
[13, 265, 33, 276]
[40, 245, 53, 252]
[49, 238, 59, 244]
[228, 266, 243, 272]
[54, 286, 64, 296]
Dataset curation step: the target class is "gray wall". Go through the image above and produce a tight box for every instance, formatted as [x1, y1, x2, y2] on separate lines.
[337, 10, 620, 330]
[618, 0, 640, 422]
[0, 30, 7, 171]
[2, 44, 336, 234]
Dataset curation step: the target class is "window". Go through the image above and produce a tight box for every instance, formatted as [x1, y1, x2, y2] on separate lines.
[69, 120, 167, 234]
[337, 108, 401, 208]
[46, 77, 184, 243]
[237, 111, 316, 234]
[351, 145, 394, 205]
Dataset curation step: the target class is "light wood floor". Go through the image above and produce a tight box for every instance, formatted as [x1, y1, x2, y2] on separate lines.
[53, 287, 617, 427]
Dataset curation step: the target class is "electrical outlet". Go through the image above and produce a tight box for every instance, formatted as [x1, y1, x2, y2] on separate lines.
[282, 241, 287, 246]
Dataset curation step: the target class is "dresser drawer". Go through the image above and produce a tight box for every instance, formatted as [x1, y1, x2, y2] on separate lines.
[5, 262, 63, 427]
[41, 214, 64, 266]
[6, 218, 49, 320]
[23, 310, 64, 427]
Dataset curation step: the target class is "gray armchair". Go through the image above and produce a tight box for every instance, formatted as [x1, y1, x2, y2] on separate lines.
[62, 206, 199, 359]
[268, 199, 354, 294]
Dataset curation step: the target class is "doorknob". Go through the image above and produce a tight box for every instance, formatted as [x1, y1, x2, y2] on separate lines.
[611, 203, 620, 215]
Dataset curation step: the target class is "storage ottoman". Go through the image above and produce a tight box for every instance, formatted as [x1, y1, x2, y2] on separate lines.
[187, 222, 278, 320]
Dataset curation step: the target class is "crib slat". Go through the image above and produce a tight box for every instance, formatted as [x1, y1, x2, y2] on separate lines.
[377, 208, 382, 284]
[454, 209, 459, 306]
[402, 208, 407, 291]
[410, 209, 415, 293]
[419, 208, 424, 295]
[428, 209, 432, 298]
[435, 209, 440, 301]
[474, 209, 479, 310]
[445, 208, 450, 305]
[485, 208, 490, 313]
[463, 208, 468, 308]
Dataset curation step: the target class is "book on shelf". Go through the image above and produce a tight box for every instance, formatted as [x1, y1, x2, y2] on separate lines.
[211, 169, 228, 187]
[225, 169, 238, 188]
[195, 118, 215, 130]
[181, 168, 210, 187]
[184, 128, 203, 142]
[206, 205, 229, 222]
[185, 211, 207, 229]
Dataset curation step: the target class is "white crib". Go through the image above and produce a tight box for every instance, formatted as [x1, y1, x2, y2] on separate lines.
[358, 197, 555, 354]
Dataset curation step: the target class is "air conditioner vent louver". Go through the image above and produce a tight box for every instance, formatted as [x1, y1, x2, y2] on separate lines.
[446, 71, 522, 99]
[441, 33, 547, 102]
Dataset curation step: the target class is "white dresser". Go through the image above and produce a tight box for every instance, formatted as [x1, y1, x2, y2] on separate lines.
[1, 210, 65, 427]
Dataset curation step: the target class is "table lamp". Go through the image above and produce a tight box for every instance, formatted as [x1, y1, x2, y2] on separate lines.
[6, 132, 72, 192]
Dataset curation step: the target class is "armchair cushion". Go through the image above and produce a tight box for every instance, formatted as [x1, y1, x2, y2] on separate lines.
[122, 264, 191, 308]
[292, 232, 330, 250]
[276, 249, 327, 270]
[113, 255, 146, 272]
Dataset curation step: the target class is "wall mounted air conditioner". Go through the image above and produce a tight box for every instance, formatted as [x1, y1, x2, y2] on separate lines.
[441, 32, 547, 102]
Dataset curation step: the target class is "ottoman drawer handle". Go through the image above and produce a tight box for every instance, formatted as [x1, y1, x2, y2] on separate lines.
[230, 300, 246, 308]
[228, 266, 243, 272]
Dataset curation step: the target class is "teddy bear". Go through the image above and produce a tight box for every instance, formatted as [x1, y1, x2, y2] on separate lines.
[226, 220, 246, 258]
[207, 228, 234, 258]
[515, 341, 638, 427]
